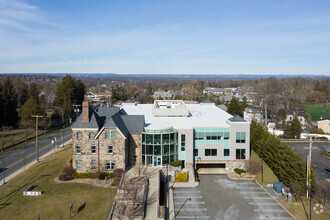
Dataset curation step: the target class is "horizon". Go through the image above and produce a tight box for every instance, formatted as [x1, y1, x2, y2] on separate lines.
[1, 0, 330, 75]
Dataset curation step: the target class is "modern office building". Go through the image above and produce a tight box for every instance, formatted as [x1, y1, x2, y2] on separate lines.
[72, 100, 250, 173]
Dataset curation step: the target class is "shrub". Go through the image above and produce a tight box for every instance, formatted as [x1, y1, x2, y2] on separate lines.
[234, 168, 245, 175]
[113, 169, 125, 178]
[170, 160, 182, 167]
[176, 172, 188, 182]
[111, 177, 121, 186]
[98, 172, 108, 180]
[62, 166, 75, 177]
[107, 173, 114, 179]
[72, 172, 92, 179]
[59, 174, 73, 181]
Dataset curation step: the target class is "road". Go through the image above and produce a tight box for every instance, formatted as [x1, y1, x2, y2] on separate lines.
[0, 127, 72, 183]
[285, 141, 330, 181]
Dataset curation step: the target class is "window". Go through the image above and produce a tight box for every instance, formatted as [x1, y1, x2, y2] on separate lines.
[76, 161, 81, 170]
[236, 149, 246, 159]
[91, 160, 96, 170]
[193, 149, 198, 156]
[77, 132, 82, 139]
[89, 132, 94, 139]
[224, 132, 230, 140]
[76, 145, 81, 154]
[91, 145, 96, 154]
[236, 132, 246, 143]
[106, 161, 115, 170]
[111, 131, 115, 139]
[181, 134, 185, 151]
[106, 131, 110, 139]
[205, 149, 217, 156]
[108, 146, 113, 154]
[224, 149, 230, 156]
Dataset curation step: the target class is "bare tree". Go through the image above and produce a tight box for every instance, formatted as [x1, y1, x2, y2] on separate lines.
[246, 160, 259, 175]
[134, 165, 147, 178]
[290, 182, 302, 202]
[316, 181, 330, 207]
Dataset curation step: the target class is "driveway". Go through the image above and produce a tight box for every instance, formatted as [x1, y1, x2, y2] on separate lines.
[174, 175, 294, 220]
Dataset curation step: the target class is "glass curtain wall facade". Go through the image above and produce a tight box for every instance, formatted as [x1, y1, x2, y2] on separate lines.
[141, 129, 178, 167]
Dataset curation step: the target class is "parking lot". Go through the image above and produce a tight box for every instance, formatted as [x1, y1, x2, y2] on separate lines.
[286, 141, 330, 181]
[173, 175, 294, 220]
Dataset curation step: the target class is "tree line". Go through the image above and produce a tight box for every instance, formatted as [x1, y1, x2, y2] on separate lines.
[0, 75, 85, 130]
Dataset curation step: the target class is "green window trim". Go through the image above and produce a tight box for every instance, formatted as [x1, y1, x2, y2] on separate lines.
[91, 145, 96, 154]
[77, 132, 82, 139]
[89, 132, 94, 139]
[76, 161, 81, 170]
[106, 131, 110, 139]
[76, 145, 81, 154]
[91, 160, 96, 169]
[236, 132, 246, 143]
[110, 131, 115, 139]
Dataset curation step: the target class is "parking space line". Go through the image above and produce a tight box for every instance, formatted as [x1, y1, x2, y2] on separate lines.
[240, 192, 268, 194]
[175, 196, 203, 198]
[249, 202, 278, 205]
[175, 202, 205, 205]
[255, 209, 286, 212]
[260, 217, 293, 220]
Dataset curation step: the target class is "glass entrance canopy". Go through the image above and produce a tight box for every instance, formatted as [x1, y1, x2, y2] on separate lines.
[141, 129, 178, 167]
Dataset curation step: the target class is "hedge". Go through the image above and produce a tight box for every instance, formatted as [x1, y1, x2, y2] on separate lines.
[176, 172, 188, 182]
[170, 160, 182, 167]
[234, 168, 245, 175]
[250, 120, 316, 193]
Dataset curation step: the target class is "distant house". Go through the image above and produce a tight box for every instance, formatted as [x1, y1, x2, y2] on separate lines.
[286, 110, 307, 129]
[85, 91, 112, 103]
[244, 107, 264, 123]
[317, 118, 330, 134]
[152, 90, 174, 99]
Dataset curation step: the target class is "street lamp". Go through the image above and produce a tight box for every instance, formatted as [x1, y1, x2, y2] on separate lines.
[0, 157, 5, 185]
[259, 155, 263, 183]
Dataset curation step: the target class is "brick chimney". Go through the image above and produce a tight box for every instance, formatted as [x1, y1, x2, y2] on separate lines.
[82, 101, 90, 124]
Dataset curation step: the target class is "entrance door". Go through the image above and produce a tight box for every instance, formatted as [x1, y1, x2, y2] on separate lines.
[153, 156, 162, 167]
[147, 156, 153, 166]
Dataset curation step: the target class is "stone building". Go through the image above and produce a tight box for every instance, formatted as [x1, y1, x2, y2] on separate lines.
[72, 100, 250, 174]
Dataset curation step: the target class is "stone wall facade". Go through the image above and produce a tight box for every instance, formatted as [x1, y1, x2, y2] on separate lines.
[128, 133, 142, 166]
[72, 128, 128, 173]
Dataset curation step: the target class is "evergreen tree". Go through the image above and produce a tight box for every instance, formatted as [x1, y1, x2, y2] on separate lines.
[240, 96, 248, 112]
[55, 75, 85, 114]
[29, 83, 40, 104]
[227, 97, 242, 117]
[1, 78, 19, 127]
[284, 116, 303, 139]
[276, 108, 287, 129]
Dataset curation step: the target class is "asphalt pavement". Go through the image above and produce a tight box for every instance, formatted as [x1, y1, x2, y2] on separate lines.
[285, 141, 330, 181]
[173, 175, 294, 220]
[0, 127, 72, 184]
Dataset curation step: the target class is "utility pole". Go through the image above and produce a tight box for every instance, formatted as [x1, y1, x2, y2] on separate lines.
[308, 136, 312, 220]
[32, 115, 43, 162]
[72, 104, 81, 119]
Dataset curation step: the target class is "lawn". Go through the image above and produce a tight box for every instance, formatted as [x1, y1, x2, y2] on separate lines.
[251, 150, 330, 219]
[250, 150, 279, 187]
[301, 104, 330, 121]
[0, 144, 117, 220]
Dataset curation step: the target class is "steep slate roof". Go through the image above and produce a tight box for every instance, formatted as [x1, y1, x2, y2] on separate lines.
[121, 115, 145, 133]
[228, 115, 247, 122]
[72, 107, 103, 129]
[72, 105, 145, 137]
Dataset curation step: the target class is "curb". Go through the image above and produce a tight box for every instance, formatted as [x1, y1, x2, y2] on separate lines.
[1, 139, 72, 186]
[255, 180, 296, 220]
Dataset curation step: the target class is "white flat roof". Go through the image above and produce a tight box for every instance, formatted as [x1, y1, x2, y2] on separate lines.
[121, 104, 233, 130]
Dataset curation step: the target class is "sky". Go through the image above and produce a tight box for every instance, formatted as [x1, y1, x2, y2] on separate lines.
[0, 0, 330, 75]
